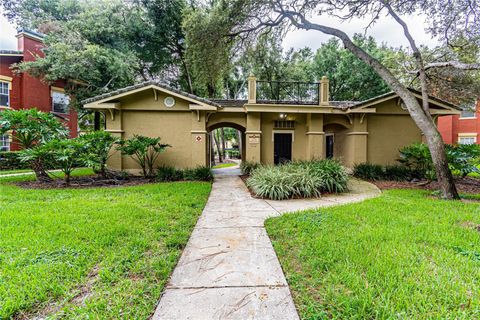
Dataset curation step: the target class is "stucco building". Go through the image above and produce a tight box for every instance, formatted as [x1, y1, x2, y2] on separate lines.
[438, 100, 480, 145]
[0, 29, 78, 151]
[83, 76, 460, 173]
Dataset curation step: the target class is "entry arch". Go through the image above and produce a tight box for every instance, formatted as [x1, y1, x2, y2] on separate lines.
[206, 121, 246, 167]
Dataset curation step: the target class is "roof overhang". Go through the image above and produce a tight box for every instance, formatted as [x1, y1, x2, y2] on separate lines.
[83, 83, 221, 111]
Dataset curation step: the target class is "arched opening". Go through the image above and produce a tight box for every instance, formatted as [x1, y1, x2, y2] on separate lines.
[206, 122, 246, 168]
[323, 123, 350, 161]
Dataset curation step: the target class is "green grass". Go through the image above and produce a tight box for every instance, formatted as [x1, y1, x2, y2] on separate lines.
[0, 173, 211, 318]
[212, 162, 237, 169]
[0, 169, 32, 175]
[266, 189, 480, 319]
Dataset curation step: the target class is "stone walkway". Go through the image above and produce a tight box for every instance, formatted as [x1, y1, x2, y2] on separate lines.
[153, 167, 380, 320]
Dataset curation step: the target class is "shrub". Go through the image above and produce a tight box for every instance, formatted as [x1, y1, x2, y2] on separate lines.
[116, 135, 170, 178]
[383, 165, 414, 181]
[240, 161, 261, 175]
[247, 159, 349, 200]
[446, 144, 480, 177]
[79, 131, 118, 178]
[157, 165, 184, 182]
[353, 163, 384, 181]
[0, 152, 30, 171]
[183, 166, 213, 182]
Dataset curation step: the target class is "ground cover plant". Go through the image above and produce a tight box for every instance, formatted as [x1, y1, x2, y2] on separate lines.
[266, 189, 480, 319]
[0, 173, 211, 318]
[246, 159, 348, 200]
[156, 166, 213, 182]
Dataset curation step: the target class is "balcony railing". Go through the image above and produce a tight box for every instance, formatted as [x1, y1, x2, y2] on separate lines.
[256, 80, 320, 105]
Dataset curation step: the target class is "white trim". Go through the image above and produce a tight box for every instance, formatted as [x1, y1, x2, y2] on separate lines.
[245, 130, 262, 134]
[458, 133, 477, 137]
[306, 131, 325, 135]
[272, 130, 295, 142]
[459, 116, 476, 120]
[346, 131, 369, 135]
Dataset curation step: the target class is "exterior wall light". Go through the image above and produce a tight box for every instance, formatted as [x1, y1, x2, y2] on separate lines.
[279, 113, 287, 119]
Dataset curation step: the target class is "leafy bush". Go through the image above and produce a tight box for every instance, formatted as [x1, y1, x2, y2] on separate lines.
[117, 135, 170, 178]
[183, 166, 213, 182]
[0, 152, 30, 171]
[240, 161, 261, 175]
[157, 165, 184, 182]
[398, 143, 435, 180]
[79, 131, 118, 178]
[446, 144, 480, 177]
[0, 108, 68, 181]
[353, 163, 384, 181]
[383, 165, 416, 181]
[246, 159, 348, 200]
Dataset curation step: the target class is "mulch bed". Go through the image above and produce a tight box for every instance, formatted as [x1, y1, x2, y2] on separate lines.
[373, 177, 480, 195]
[15, 175, 154, 189]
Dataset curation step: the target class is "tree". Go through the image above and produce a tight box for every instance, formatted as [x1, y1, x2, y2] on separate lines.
[0, 109, 68, 181]
[312, 36, 391, 101]
[116, 135, 170, 178]
[225, 0, 480, 199]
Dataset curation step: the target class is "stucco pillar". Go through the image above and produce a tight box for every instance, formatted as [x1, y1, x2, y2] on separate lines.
[245, 113, 261, 163]
[344, 114, 368, 167]
[306, 113, 325, 160]
[105, 109, 124, 171]
[247, 74, 257, 104]
[191, 111, 207, 167]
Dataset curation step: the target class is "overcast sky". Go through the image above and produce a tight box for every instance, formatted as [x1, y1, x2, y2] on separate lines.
[0, 11, 438, 51]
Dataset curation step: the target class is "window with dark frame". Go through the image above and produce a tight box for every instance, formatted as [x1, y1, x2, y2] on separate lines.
[52, 90, 70, 113]
[0, 81, 9, 107]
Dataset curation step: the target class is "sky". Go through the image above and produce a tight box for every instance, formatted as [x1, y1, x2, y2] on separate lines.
[0, 10, 438, 51]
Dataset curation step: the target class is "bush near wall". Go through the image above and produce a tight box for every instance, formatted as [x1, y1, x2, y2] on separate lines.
[0, 152, 30, 171]
[246, 159, 349, 200]
[157, 166, 213, 182]
[353, 163, 420, 181]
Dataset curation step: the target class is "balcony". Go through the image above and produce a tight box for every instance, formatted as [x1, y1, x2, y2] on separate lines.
[256, 80, 320, 105]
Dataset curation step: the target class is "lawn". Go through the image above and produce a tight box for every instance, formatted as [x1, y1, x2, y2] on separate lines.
[266, 189, 480, 319]
[0, 173, 211, 319]
[212, 162, 237, 169]
[0, 168, 33, 175]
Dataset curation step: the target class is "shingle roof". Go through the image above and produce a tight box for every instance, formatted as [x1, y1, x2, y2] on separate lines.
[81, 80, 222, 107]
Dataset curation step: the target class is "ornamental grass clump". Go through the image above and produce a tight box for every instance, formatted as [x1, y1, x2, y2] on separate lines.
[247, 159, 348, 200]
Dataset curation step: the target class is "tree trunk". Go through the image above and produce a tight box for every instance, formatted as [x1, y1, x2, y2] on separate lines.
[282, 13, 459, 199]
[213, 130, 223, 163]
[65, 172, 71, 186]
[32, 159, 51, 182]
[220, 128, 226, 159]
[236, 130, 242, 159]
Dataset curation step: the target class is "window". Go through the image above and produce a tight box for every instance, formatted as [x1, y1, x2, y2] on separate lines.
[459, 136, 476, 145]
[0, 81, 9, 107]
[460, 105, 476, 119]
[52, 90, 70, 113]
[0, 134, 9, 151]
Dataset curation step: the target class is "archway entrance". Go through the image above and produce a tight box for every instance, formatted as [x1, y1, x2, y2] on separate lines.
[206, 122, 246, 168]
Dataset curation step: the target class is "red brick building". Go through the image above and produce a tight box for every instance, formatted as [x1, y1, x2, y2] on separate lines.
[438, 100, 480, 145]
[0, 29, 77, 151]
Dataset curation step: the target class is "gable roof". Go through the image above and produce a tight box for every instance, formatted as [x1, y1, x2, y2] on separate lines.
[82, 80, 221, 108]
[349, 88, 460, 111]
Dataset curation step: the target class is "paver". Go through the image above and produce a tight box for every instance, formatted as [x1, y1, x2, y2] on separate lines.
[153, 167, 380, 319]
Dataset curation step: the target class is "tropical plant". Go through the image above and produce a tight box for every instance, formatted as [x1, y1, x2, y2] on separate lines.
[247, 159, 348, 200]
[42, 138, 86, 185]
[0, 109, 68, 181]
[79, 131, 118, 178]
[446, 144, 480, 177]
[398, 143, 436, 180]
[116, 135, 170, 178]
[240, 161, 261, 175]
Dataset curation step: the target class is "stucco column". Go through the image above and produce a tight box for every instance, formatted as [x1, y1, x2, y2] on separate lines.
[105, 109, 124, 171]
[245, 113, 261, 163]
[344, 114, 368, 167]
[306, 113, 325, 160]
[191, 111, 207, 167]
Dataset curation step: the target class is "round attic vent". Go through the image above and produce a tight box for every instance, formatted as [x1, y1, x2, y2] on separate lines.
[164, 96, 175, 108]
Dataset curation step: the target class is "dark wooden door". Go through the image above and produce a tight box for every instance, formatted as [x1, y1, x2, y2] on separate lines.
[326, 135, 334, 159]
[274, 133, 292, 164]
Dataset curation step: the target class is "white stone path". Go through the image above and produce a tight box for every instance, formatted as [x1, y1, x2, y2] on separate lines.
[153, 167, 380, 320]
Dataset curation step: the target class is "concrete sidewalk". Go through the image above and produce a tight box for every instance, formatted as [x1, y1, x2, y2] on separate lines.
[153, 169, 380, 319]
